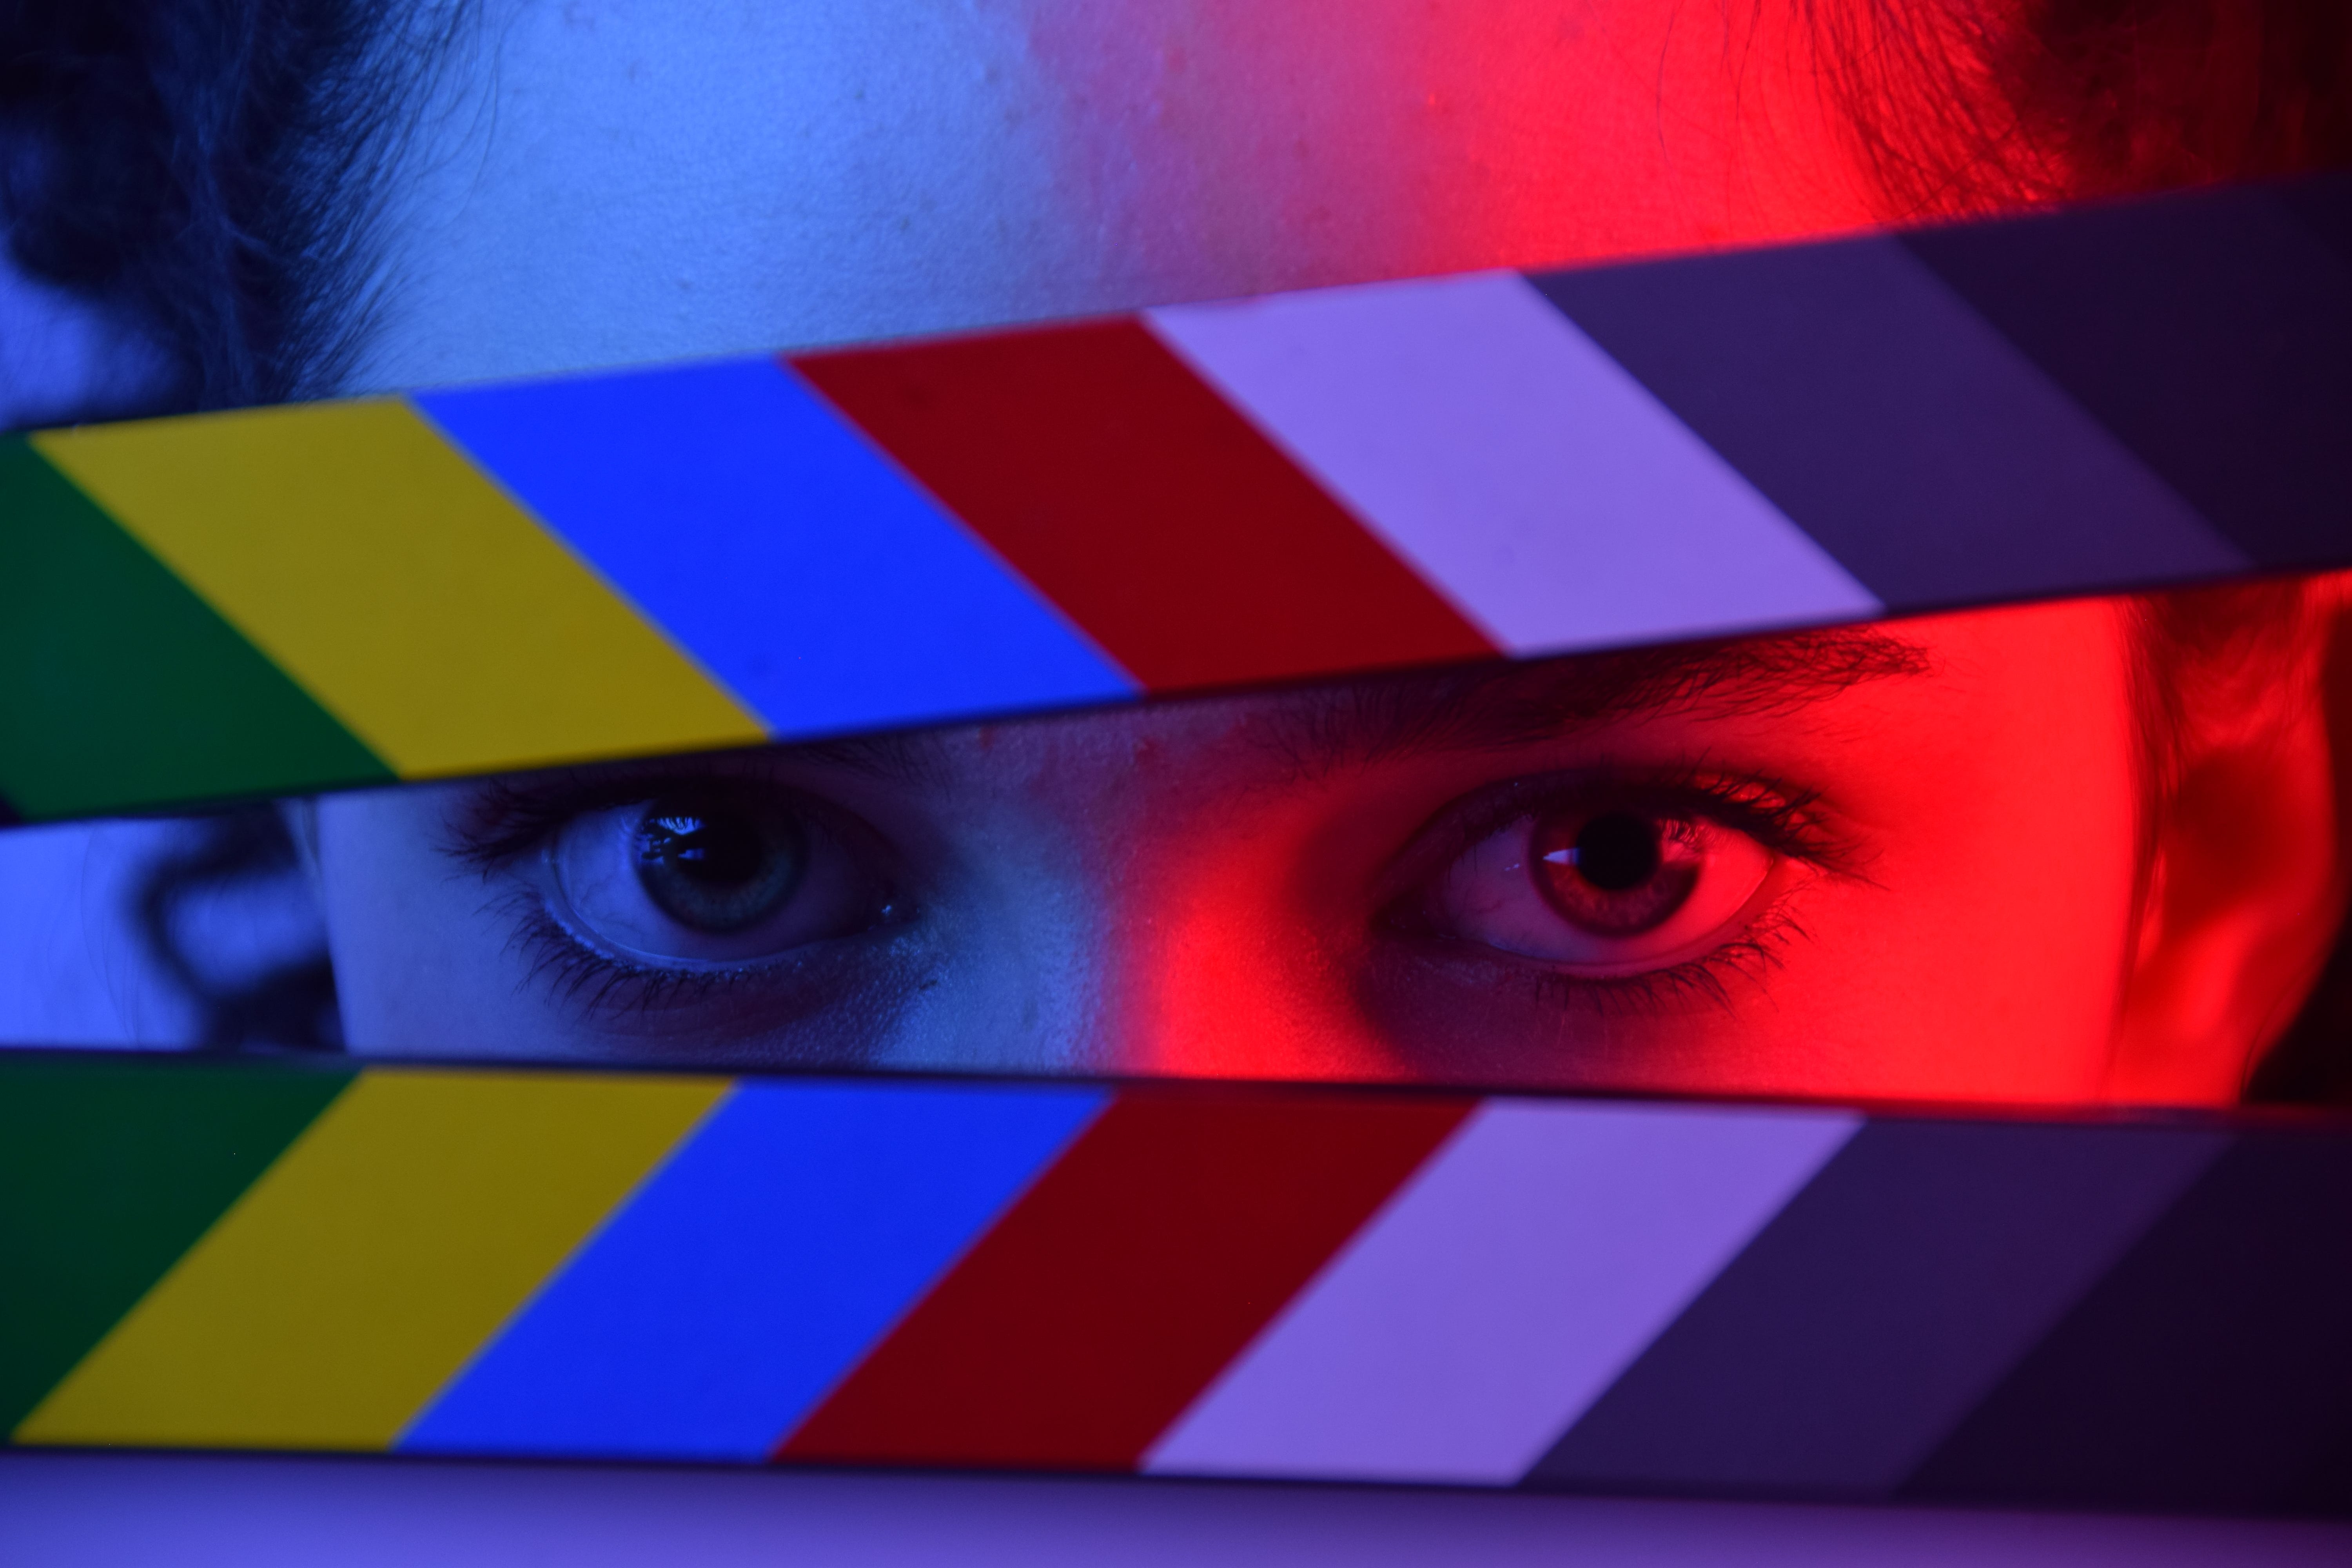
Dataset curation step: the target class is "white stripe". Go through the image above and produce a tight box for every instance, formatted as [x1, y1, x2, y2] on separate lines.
[1147, 272, 1881, 653]
[1144, 1100, 1860, 1485]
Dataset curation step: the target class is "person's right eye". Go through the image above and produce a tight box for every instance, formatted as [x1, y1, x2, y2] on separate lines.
[544, 788, 896, 968]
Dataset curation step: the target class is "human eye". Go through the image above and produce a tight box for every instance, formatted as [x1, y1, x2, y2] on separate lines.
[1394, 771, 1841, 989]
[544, 787, 889, 966]
[448, 766, 907, 1016]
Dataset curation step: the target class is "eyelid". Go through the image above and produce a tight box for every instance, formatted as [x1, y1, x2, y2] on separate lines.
[502, 891, 917, 1034]
[441, 754, 835, 871]
[494, 797, 920, 1029]
[1384, 762, 1851, 911]
[1465, 906, 1813, 1022]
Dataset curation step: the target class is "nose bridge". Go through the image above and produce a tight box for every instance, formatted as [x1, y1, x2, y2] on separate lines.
[1082, 800, 1378, 1081]
[938, 702, 1385, 1080]
[924, 719, 1175, 1072]
[968, 785, 1231, 1076]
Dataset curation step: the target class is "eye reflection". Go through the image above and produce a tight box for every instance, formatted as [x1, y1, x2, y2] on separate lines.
[546, 789, 884, 967]
[1430, 800, 1775, 973]
[1535, 809, 1697, 936]
[633, 801, 806, 933]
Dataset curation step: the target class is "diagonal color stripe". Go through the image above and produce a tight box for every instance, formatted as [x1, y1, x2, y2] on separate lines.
[777, 1091, 1473, 1471]
[416, 359, 1135, 737]
[0, 439, 389, 820]
[1526, 1119, 2231, 1498]
[1532, 238, 2249, 608]
[1145, 273, 1880, 655]
[1902, 1133, 2352, 1514]
[0, 1060, 350, 1434]
[794, 319, 1497, 691]
[15, 1070, 722, 1452]
[1144, 1100, 1859, 1485]
[1903, 184, 2352, 571]
[29, 402, 764, 778]
[400, 1080, 1105, 1462]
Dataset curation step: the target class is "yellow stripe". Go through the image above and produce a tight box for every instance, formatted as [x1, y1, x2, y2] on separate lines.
[31, 403, 765, 777]
[16, 1070, 726, 1451]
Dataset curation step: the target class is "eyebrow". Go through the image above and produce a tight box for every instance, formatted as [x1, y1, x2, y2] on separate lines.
[508, 623, 1935, 799]
[1237, 625, 1936, 778]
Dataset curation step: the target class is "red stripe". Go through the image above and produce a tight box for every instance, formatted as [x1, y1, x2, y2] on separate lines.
[774, 1089, 1473, 1471]
[789, 321, 1496, 691]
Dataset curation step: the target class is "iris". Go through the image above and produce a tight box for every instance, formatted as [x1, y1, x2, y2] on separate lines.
[632, 799, 807, 933]
[1534, 809, 1701, 935]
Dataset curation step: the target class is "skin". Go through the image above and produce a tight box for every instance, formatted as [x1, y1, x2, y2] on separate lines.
[352, 0, 1876, 393]
[311, 596, 2341, 1104]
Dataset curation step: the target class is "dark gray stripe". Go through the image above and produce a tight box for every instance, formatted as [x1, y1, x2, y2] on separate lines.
[1900, 182, 2352, 576]
[1904, 178, 2352, 573]
[1523, 1119, 2230, 1499]
[1900, 1131, 2352, 1514]
[1530, 237, 2246, 610]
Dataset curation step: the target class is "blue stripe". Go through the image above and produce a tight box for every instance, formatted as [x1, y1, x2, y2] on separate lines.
[399, 1080, 1107, 1461]
[416, 358, 1136, 737]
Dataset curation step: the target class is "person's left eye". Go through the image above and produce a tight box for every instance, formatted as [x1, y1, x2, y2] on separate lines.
[1420, 799, 1776, 975]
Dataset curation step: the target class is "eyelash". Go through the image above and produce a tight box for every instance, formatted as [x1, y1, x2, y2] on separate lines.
[1412, 761, 1848, 879]
[501, 897, 789, 1020]
[1386, 763, 1856, 1018]
[454, 762, 880, 1022]
[447, 760, 779, 870]
[452, 758, 1855, 1024]
[1495, 906, 1815, 1021]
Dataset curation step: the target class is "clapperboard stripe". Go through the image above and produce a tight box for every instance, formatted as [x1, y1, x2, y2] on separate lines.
[792, 318, 1500, 688]
[1524, 1120, 2232, 1497]
[1902, 184, 2352, 571]
[0, 439, 390, 819]
[1143, 271, 1883, 654]
[773, 1092, 1473, 1470]
[1898, 1132, 2352, 1515]
[1141, 1100, 1858, 1485]
[0, 1058, 351, 1434]
[1527, 238, 2252, 605]
[414, 359, 1137, 739]
[20, 401, 764, 787]
[401, 1081, 1103, 1462]
[6, 1055, 2349, 1514]
[2, 175, 2345, 823]
[13, 1071, 720, 1452]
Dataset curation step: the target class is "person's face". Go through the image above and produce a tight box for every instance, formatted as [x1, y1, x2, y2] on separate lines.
[316, 597, 2161, 1103]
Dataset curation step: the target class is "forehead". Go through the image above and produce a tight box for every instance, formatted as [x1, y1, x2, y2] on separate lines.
[359, 0, 1873, 394]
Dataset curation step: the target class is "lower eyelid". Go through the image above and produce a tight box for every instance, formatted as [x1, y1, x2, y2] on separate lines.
[1428, 896, 1810, 1020]
[506, 882, 930, 1038]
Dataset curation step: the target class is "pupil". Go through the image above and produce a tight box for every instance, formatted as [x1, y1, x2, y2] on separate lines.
[632, 798, 806, 933]
[1571, 812, 1660, 891]
[650, 812, 761, 887]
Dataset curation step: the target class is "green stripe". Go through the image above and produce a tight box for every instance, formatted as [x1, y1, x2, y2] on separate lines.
[0, 437, 393, 820]
[0, 1056, 354, 1432]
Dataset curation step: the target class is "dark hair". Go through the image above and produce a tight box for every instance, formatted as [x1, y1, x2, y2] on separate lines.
[135, 805, 343, 1052]
[1809, 0, 2352, 219]
[0, 0, 469, 415]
